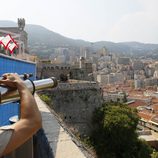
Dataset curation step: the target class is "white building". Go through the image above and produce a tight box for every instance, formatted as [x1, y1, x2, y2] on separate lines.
[97, 73, 124, 85]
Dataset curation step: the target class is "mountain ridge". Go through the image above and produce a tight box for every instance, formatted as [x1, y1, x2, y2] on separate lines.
[0, 20, 158, 57]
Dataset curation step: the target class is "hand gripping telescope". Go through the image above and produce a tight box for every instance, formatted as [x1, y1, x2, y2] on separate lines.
[0, 74, 58, 104]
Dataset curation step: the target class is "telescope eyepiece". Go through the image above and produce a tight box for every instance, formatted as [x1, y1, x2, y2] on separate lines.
[23, 73, 33, 80]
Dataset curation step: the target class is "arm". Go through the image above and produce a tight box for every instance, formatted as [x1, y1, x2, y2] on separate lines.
[0, 73, 42, 155]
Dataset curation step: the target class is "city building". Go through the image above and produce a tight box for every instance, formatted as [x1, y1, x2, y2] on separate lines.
[117, 57, 130, 65]
[97, 72, 124, 85]
[132, 60, 144, 70]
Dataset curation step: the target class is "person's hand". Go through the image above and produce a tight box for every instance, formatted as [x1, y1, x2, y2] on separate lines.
[0, 73, 24, 88]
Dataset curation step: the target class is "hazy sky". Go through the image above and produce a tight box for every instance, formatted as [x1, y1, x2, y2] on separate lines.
[1, 0, 158, 43]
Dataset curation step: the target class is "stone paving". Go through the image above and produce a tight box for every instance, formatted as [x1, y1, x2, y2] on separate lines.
[35, 94, 87, 158]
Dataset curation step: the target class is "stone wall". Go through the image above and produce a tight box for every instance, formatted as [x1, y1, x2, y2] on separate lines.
[37, 63, 93, 81]
[40, 81, 103, 135]
[37, 63, 71, 79]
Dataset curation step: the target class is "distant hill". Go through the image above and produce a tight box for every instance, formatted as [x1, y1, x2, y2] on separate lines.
[0, 20, 158, 57]
[93, 41, 158, 56]
[25, 24, 90, 47]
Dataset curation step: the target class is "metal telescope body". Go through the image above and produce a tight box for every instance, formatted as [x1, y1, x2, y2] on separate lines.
[0, 77, 58, 104]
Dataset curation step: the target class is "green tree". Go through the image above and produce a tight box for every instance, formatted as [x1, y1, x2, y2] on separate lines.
[151, 150, 158, 158]
[135, 139, 152, 158]
[91, 102, 152, 158]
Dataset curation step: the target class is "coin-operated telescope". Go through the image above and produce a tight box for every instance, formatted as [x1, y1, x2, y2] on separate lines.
[0, 73, 58, 104]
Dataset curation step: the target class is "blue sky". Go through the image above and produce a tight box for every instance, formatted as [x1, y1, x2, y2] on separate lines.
[0, 0, 158, 43]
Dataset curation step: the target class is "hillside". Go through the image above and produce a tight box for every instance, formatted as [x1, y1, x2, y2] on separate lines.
[25, 24, 90, 47]
[0, 20, 158, 57]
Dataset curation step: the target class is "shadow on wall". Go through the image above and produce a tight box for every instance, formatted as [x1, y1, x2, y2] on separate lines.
[33, 128, 54, 158]
[33, 104, 61, 158]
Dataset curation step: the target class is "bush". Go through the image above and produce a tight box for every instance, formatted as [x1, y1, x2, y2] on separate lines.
[40, 94, 51, 105]
[90, 102, 153, 158]
[151, 150, 158, 158]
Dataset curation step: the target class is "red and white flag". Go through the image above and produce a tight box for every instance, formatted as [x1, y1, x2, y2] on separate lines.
[0, 34, 18, 54]
[0, 35, 12, 48]
[8, 42, 18, 54]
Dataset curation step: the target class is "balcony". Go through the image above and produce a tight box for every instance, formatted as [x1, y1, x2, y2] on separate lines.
[0, 54, 91, 158]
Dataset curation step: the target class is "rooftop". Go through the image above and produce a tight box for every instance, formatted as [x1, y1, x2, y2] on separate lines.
[128, 100, 148, 108]
[138, 112, 153, 121]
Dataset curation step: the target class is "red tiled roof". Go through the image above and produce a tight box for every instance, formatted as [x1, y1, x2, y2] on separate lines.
[151, 104, 158, 112]
[128, 100, 148, 108]
[151, 115, 158, 124]
[152, 98, 158, 104]
[138, 112, 153, 121]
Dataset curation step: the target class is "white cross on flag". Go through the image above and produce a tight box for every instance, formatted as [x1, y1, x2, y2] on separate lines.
[0, 35, 12, 48]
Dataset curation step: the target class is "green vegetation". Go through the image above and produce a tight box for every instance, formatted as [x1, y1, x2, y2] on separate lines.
[151, 150, 158, 158]
[90, 102, 153, 158]
[39, 94, 51, 105]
